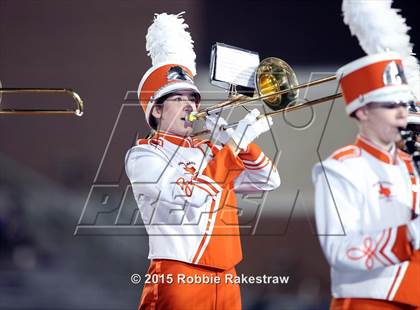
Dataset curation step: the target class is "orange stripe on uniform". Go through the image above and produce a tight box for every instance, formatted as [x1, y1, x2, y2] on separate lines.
[195, 190, 243, 270]
[192, 198, 217, 264]
[379, 228, 394, 265]
[244, 160, 270, 170]
[332, 145, 360, 161]
[390, 226, 413, 262]
[386, 265, 402, 300]
[195, 176, 220, 195]
[355, 138, 393, 164]
[392, 251, 420, 307]
[400, 154, 418, 217]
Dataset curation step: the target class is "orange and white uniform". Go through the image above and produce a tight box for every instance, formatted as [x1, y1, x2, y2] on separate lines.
[125, 131, 280, 309]
[313, 136, 420, 308]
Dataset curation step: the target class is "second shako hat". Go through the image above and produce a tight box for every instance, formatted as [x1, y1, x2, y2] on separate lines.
[138, 12, 200, 129]
[336, 52, 415, 115]
[338, 1, 419, 116]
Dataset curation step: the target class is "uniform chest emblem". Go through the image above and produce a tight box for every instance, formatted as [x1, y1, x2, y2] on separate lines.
[374, 181, 393, 200]
[179, 161, 197, 176]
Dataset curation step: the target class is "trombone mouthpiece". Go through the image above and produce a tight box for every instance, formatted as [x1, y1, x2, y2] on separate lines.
[187, 113, 198, 122]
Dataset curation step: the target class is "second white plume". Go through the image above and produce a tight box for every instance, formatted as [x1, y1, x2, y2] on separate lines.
[342, 0, 419, 99]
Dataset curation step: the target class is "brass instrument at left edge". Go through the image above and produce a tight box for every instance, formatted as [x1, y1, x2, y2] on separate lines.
[0, 81, 84, 116]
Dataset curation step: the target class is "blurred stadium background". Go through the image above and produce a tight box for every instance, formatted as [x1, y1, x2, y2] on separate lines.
[1, 1, 419, 309]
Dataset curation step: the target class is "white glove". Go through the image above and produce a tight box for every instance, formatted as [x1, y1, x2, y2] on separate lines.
[231, 109, 273, 150]
[205, 113, 234, 145]
[408, 216, 420, 250]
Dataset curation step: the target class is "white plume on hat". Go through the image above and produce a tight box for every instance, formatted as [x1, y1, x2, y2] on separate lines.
[145, 12, 197, 76]
[342, 0, 420, 100]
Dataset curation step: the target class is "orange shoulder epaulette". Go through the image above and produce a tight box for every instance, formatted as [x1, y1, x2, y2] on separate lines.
[331, 145, 361, 161]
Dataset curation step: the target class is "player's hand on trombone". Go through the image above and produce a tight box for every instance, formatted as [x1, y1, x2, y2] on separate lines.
[205, 113, 234, 145]
[230, 108, 273, 151]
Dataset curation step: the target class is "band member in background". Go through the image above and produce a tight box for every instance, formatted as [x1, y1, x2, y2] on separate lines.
[125, 13, 280, 309]
[313, 52, 420, 309]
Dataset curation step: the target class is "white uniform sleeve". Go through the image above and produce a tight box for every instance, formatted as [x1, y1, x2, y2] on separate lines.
[234, 143, 281, 193]
[125, 145, 218, 208]
[313, 160, 413, 272]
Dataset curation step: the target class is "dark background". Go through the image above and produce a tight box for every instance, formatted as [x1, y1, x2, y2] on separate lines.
[0, 1, 419, 309]
[1, 0, 419, 186]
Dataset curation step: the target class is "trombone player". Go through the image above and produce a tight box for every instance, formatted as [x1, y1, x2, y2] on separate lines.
[125, 13, 280, 309]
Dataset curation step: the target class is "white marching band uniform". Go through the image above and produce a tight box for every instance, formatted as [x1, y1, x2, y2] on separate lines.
[126, 131, 280, 270]
[313, 49, 420, 308]
[313, 136, 419, 305]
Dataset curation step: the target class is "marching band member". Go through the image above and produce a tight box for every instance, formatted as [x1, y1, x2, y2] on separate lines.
[125, 13, 280, 309]
[313, 52, 420, 309]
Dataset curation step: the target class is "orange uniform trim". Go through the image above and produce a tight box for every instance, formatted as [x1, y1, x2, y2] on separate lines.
[332, 145, 360, 161]
[386, 265, 402, 300]
[397, 149, 413, 162]
[239, 143, 273, 170]
[379, 228, 394, 265]
[195, 189, 243, 269]
[192, 198, 217, 264]
[195, 176, 220, 195]
[154, 131, 193, 147]
[355, 137, 394, 164]
[193, 145, 245, 269]
[391, 152, 419, 307]
[192, 232, 209, 263]
[399, 151, 418, 217]
[393, 251, 420, 307]
[245, 162, 270, 170]
[390, 226, 413, 262]
[243, 157, 266, 167]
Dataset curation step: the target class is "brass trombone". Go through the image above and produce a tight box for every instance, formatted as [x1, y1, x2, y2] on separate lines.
[0, 81, 84, 116]
[189, 57, 341, 132]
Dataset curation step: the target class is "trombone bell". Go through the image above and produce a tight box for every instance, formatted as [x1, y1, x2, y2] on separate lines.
[256, 57, 299, 110]
[188, 56, 338, 130]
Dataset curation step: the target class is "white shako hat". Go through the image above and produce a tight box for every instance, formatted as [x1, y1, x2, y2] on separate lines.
[137, 12, 200, 129]
[340, 0, 419, 116]
[336, 52, 415, 115]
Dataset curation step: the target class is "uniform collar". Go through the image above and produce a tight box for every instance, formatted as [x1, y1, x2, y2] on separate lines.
[154, 130, 193, 147]
[355, 135, 397, 165]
